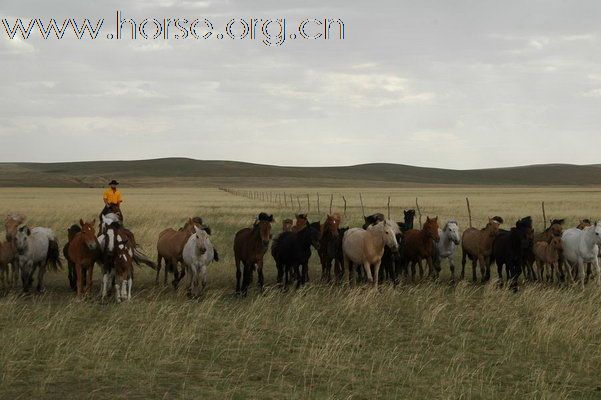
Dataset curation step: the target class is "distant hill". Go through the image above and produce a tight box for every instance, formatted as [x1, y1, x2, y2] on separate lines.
[0, 158, 600, 187]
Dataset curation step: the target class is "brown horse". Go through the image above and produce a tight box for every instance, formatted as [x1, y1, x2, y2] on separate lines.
[63, 224, 82, 291]
[4, 213, 26, 242]
[67, 219, 100, 298]
[0, 239, 15, 288]
[534, 236, 563, 283]
[400, 216, 440, 281]
[318, 213, 342, 282]
[233, 213, 274, 295]
[524, 219, 564, 280]
[156, 218, 203, 286]
[461, 217, 503, 282]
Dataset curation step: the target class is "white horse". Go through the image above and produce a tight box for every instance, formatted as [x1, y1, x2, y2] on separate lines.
[435, 220, 461, 280]
[182, 226, 214, 297]
[14, 225, 61, 293]
[562, 222, 601, 288]
[342, 220, 400, 288]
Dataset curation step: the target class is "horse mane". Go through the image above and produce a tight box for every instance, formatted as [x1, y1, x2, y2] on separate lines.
[516, 216, 533, 228]
[256, 212, 274, 223]
[444, 220, 458, 231]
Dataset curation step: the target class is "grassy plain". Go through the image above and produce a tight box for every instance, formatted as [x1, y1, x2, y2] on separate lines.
[1, 186, 601, 399]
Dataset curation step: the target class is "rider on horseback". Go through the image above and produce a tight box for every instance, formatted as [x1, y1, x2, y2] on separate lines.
[102, 180, 123, 220]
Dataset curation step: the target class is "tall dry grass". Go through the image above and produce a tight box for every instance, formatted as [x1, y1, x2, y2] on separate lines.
[0, 187, 600, 399]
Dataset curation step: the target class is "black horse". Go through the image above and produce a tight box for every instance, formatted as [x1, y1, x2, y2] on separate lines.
[490, 216, 534, 290]
[397, 209, 416, 232]
[271, 221, 321, 290]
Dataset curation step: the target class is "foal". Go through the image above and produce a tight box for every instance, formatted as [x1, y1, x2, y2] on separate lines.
[533, 236, 563, 283]
[67, 220, 99, 298]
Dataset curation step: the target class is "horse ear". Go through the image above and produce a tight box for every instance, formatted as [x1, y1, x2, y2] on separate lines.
[91, 218, 96, 225]
[26, 227, 31, 236]
[79, 219, 84, 227]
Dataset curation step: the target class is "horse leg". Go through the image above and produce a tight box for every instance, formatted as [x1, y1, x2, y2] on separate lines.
[536, 260, 544, 284]
[102, 270, 110, 301]
[593, 256, 601, 286]
[235, 257, 242, 294]
[345, 256, 354, 286]
[471, 257, 478, 283]
[362, 261, 374, 284]
[155, 255, 162, 285]
[85, 264, 94, 297]
[478, 256, 486, 283]
[426, 257, 436, 280]
[461, 250, 467, 280]
[577, 259, 585, 289]
[449, 257, 456, 282]
[241, 262, 252, 296]
[373, 261, 381, 290]
[75, 263, 84, 298]
[257, 261, 265, 293]
[36, 264, 46, 293]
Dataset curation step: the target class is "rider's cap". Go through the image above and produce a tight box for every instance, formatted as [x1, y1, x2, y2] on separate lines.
[109, 180, 119, 185]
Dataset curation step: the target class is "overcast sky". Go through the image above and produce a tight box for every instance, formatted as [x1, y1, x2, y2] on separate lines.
[1, 0, 600, 169]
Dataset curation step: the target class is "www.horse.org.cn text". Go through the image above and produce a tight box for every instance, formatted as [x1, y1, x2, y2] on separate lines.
[1, 11, 346, 47]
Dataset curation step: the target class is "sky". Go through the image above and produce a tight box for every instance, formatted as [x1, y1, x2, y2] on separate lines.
[1, 0, 600, 169]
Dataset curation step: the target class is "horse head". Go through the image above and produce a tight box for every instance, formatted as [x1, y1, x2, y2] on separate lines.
[369, 220, 399, 252]
[548, 219, 564, 237]
[486, 217, 503, 236]
[5, 213, 26, 242]
[444, 220, 461, 245]
[193, 226, 210, 255]
[14, 224, 31, 254]
[282, 219, 293, 232]
[425, 216, 440, 243]
[325, 213, 341, 237]
[254, 213, 274, 250]
[403, 209, 416, 224]
[79, 219, 98, 251]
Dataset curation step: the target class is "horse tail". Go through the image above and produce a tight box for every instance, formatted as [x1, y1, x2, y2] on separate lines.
[46, 238, 62, 272]
[133, 248, 157, 270]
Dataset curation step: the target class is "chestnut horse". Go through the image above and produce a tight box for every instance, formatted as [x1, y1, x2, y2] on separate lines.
[318, 213, 342, 282]
[461, 217, 503, 282]
[233, 213, 274, 295]
[400, 216, 440, 281]
[67, 219, 100, 298]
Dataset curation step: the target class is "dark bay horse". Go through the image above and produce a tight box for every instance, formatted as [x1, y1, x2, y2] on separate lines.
[233, 213, 274, 295]
[67, 219, 100, 298]
[400, 216, 440, 281]
[490, 216, 534, 290]
[318, 213, 342, 282]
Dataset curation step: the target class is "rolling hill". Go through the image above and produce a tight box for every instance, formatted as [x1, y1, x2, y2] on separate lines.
[0, 158, 600, 187]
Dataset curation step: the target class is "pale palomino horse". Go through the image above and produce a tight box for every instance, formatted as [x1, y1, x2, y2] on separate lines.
[14, 225, 61, 293]
[342, 220, 399, 288]
[182, 226, 215, 297]
[435, 220, 461, 280]
[562, 222, 601, 288]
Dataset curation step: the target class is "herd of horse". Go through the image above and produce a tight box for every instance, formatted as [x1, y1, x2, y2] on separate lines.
[1, 208, 601, 301]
